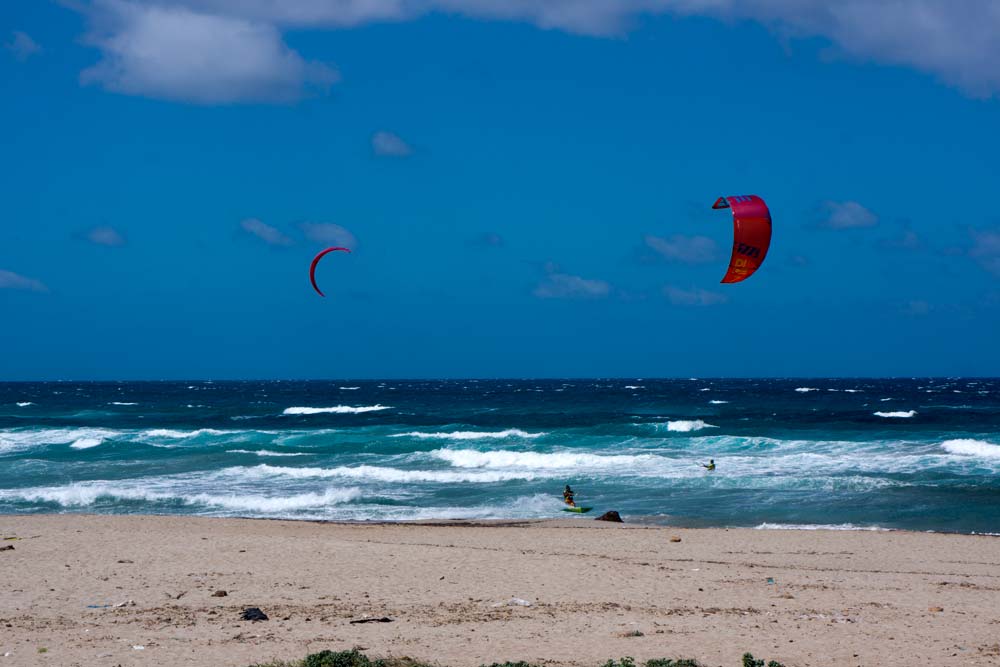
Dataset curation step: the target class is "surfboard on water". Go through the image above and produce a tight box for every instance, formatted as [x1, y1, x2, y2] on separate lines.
[562, 507, 592, 513]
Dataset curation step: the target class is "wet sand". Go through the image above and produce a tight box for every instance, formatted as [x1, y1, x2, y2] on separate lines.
[2, 514, 999, 666]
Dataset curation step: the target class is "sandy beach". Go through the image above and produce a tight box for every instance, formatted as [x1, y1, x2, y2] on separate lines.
[1, 516, 999, 666]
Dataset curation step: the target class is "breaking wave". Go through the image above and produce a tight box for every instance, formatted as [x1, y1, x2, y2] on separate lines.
[392, 429, 545, 441]
[754, 523, 889, 531]
[664, 420, 717, 432]
[227, 449, 309, 458]
[283, 405, 391, 415]
[243, 463, 546, 483]
[795, 387, 819, 393]
[430, 448, 654, 470]
[941, 439, 1000, 459]
[874, 410, 917, 418]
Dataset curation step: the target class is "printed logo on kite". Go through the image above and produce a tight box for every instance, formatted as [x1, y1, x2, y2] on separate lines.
[711, 195, 772, 284]
[309, 247, 351, 297]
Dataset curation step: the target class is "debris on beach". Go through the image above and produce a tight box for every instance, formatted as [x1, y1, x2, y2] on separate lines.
[595, 511, 623, 523]
[0, 545, 14, 552]
[670, 536, 682, 542]
[349, 616, 393, 624]
[491, 598, 532, 608]
[114, 599, 135, 608]
[929, 606, 944, 612]
[240, 607, 269, 622]
[117, 559, 134, 564]
[211, 590, 228, 597]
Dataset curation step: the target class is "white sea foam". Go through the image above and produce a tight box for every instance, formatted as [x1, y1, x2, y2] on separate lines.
[430, 448, 654, 470]
[70, 437, 104, 450]
[392, 429, 545, 441]
[339, 387, 361, 390]
[227, 449, 308, 458]
[624, 385, 643, 389]
[844, 389, 863, 393]
[795, 387, 819, 393]
[874, 410, 917, 418]
[143, 428, 229, 438]
[243, 463, 546, 483]
[110, 402, 138, 406]
[283, 405, 391, 415]
[16, 402, 33, 407]
[754, 523, 889, 531]
[1, 483, 361, 512]
[665, 420, 717, 432]
[941, 439, 1000, 459]
[709, 400, 729, 404]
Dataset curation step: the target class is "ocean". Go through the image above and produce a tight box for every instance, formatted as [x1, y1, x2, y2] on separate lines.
[1, 379, 998, 533]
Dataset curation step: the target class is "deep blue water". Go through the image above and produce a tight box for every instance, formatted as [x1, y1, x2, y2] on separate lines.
[1, 379, 999, 533]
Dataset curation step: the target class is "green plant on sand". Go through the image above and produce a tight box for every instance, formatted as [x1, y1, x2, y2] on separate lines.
[742, 653, 785, 667]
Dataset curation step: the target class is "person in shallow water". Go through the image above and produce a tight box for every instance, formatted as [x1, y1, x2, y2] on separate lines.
[701, 459, 716, 471]
[563, 485, 576, 507]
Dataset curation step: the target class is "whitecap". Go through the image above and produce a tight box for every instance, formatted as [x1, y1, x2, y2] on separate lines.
[391, 429, 545, 441]
[795, 387, 819, 393]
[664, 420, 717, 433]
[430, 448, 654, 470]
[339, 387, 361, 390]
[109, 402, 138, 406]
[16, 402, 33, 407]
[242, 463, 546, 484]
[941, 439, 1000, 459]
[873, 410, 916, 418]
[283, 405, 391, 415]
[70, 437, 104, 450]
[226, 449, 308, 458]
[709, 400, 729, 405]
[143, 428, 229, 438]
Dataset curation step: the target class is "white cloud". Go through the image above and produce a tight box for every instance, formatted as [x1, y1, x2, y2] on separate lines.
[903, 300, 931, 316]
[821, 201, 878, 229]
[533, 265, 610, 299]
[84, 1, 1000, 99]
[86, 226, 127, 247]
[79, 0, 338, 104]
[372, 131, 413, 157]
[644, 234, 718, 263]
[970, 228, 1000, 276]
[299, 222, 357, 249]
[0, 270, 48, 292]
[6, 31, 41, 61]
[240, 218, 293, 246]
[663, 285, 727, 306]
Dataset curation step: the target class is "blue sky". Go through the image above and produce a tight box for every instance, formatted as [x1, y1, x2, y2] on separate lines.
[2, 1, 999, 379]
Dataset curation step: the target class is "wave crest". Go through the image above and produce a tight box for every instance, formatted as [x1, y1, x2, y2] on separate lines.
[941, 439, 1000, 459]
[392, 429, 545, 441]
[874, 410, 916, 418]
[283, 405, 390, 415]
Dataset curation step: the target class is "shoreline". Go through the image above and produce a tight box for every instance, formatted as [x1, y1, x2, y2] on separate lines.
[3, 514, 1000, 666]
[6, 511, 1000, 537]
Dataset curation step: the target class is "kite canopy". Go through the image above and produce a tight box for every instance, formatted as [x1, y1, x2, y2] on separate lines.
[712, 195, 771, 284]
[309, 247, 351, 297]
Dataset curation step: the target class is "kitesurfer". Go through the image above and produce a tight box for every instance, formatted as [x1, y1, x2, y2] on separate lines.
[563, 485, 576, 507]
[701, 459, 716, 472]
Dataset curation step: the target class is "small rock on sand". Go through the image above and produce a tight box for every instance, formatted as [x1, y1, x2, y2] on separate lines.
[212, 590, 228, 597]
[595, 511, 623, 523]
[670, 536, 682, 542]
[929, 606, 944, 612]
[240, 607, 268, 622]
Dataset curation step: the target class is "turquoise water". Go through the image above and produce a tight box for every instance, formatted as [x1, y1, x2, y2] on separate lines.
[1, 379, 998, 532]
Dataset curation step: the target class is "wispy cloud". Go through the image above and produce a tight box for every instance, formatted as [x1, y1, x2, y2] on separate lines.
[85, 225, 127, 247]
[65, 2, 1000, 105]
[0, 269, 48, 292]
[372, 131, 413, 157]
[5, 31, 41, 61]
[877, 226, 921, 250]
[79, 1, 338, 104]
[663, 285, 728, 306]
[969, 228, 1000, 276]
[821, 201, 878, 229]
[533, 263, 610, 299]
[643, 234, 718, 263]
[299, 222, 357, 249]
[470, 232, 504, 248]
[240, 218, 293, 246]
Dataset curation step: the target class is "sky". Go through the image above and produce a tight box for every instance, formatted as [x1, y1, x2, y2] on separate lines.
[2, 0, 999, 380]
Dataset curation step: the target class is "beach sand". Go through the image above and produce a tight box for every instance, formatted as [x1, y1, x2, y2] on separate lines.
[1, 515, 999, 666]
